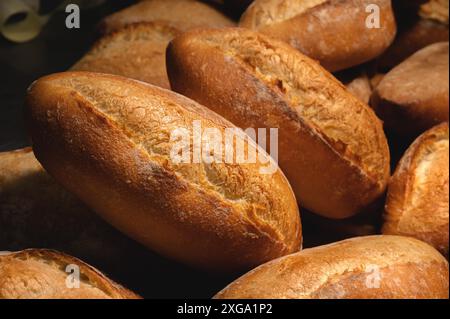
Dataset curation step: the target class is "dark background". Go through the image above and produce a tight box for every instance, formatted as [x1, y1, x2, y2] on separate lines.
[0, 0, 136, 152]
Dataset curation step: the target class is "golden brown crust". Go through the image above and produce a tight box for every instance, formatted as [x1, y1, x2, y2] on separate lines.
[167, 27, 390, 219]
[371, 42, 449, 136]
[383, 123, 449, 257]
[0, 249, 140, 299]
[99, 0, 235, 35]
[239, 0, 397, 71]
[214, 235, 450, 299]
[25, 71, 301, 272]
[72, 22, 180, 89]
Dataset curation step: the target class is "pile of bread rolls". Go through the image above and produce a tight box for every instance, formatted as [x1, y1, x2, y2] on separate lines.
[1, 0, 448, 299]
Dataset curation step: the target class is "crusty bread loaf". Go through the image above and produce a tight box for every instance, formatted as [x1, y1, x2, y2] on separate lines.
[371, 42, 449, 136]
[214, 235, 450, 299]
[99, 0, 235, 35]
[25, 71, 302, 272]
[72, 22, 179, 89]
[0, 249, 140, 299]
[167, 28, 390, 219]
[239, 0, 397, 72]
[383, 123, 449, 257]
[0, 147, 160, 273]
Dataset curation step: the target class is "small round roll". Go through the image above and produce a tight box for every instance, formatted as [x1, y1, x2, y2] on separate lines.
[25, 71, 302, 272]
[383, 123, 449, 257]
[239, 0, 397, 72]
[0, 249, 140, 299]
[214, 235, 449, 299]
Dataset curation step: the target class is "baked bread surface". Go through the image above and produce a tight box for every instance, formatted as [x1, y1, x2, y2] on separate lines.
[72, 22, 180, 89]
[99, 0, 235, 35]
[167, 27, 390, 218]
[372, 42, 449, 136]
[239, 0, 397, 71]
[26, 71, 302, 271]
[383, 123, 449, 257]
[214, 235, 450, 299]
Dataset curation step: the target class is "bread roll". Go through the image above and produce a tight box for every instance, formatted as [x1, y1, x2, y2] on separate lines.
[214, 235, 450, 299]
[167, 28, 390, 219]
[383, 123, 449, 257]
[0, 249, 139, 299]
[99, 0, 235, 35]
[239, 0, 397, 72]
[26, 72, 301, 272]
[72, 22, 179, 89]
[371, 42, 449, 136]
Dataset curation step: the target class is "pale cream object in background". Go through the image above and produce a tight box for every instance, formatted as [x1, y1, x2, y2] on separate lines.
[0, 0, 105, 42]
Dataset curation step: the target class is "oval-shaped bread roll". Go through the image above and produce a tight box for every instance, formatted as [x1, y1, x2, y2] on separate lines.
[167, 28, 390, 219]
[0, 249, 140, 299]
[383, 123, 449, 257]
[25, 72, 301, 272]
[72, 22, 180, 89]
[214, 235, 449, 299]
[239, 0, 397, 72]
[98, 0, 235, 35]
[371, 42, 449, 137]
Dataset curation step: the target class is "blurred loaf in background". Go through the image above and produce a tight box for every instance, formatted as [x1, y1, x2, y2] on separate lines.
[99, 0, 236, 35]
[371, 42, 449, 137]
[72, 22, 180, 89]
